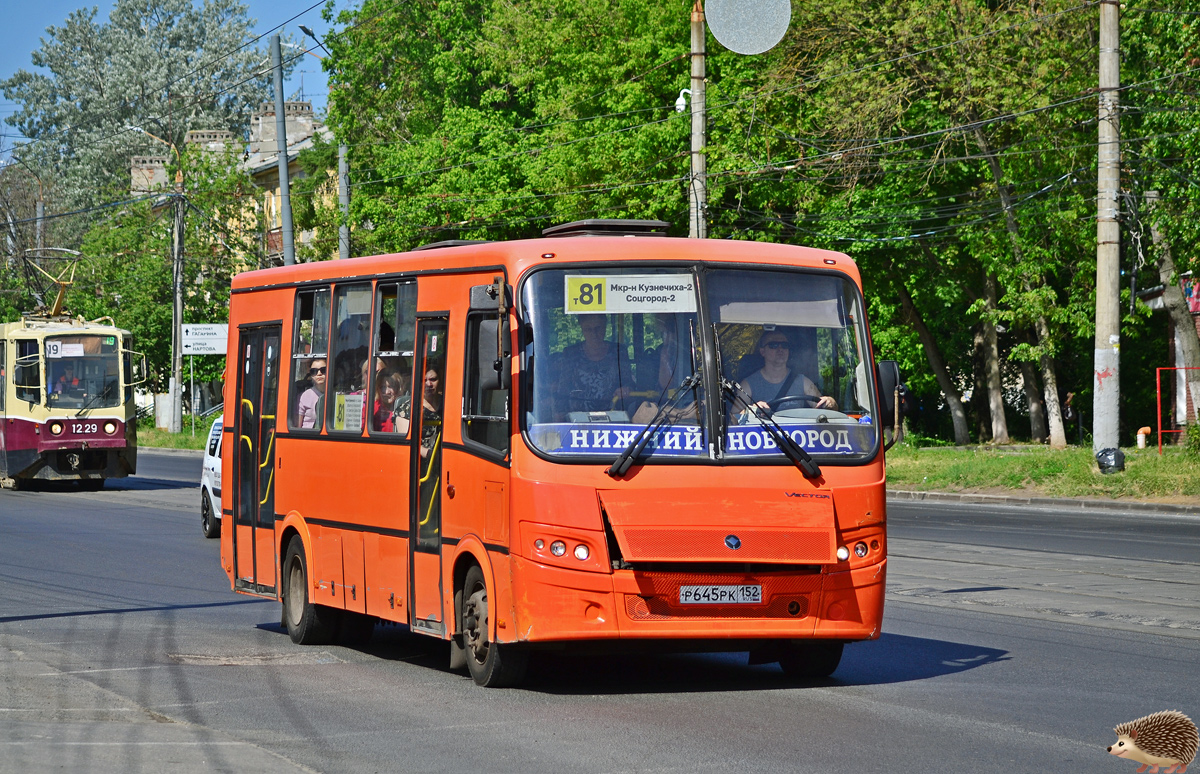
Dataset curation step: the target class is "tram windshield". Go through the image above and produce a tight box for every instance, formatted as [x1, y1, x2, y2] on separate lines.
[44, 334, 122, 409]
[521, 265, 879, 463]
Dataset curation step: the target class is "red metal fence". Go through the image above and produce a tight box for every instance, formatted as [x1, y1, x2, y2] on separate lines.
[1156, 366, 1200, 453]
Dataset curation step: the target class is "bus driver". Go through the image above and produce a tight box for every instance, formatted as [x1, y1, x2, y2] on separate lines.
[738, 331, 836, 413]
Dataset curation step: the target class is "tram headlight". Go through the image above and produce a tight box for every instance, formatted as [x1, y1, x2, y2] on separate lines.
[103, 422, 117, 435]
[550, 540, 567, 557]
[49, 422, 64, 436]
[573, 544, 590, 561]
[854, 541, 869, 558]
[836, 545, 850, 562]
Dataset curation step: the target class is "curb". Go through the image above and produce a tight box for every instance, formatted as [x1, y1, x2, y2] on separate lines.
[139, 446, 204, 458]
[888, 489, 1200, 517]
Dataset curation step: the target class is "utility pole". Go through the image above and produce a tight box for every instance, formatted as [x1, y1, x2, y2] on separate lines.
[35, 199, 44, 253]
[1093, 0, 1121, 455]
[271, 34, 296, 266]
[688, 1, 707, 239]
[170, 170, 185, 434]
[338, 144, 350, 260]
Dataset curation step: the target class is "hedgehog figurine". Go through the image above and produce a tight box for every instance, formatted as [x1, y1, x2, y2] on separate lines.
[1107, 711, 1198, 773]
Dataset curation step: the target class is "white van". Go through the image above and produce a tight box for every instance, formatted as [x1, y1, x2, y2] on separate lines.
[200, 418, 223, 538]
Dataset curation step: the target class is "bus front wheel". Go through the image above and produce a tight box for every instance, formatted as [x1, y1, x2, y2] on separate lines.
[778, 640, 844, 679]
[461, 565, 527, 687]
[282, 538, 341, 645]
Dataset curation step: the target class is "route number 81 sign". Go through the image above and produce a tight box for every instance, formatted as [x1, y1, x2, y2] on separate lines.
[565, 275, 697, 314]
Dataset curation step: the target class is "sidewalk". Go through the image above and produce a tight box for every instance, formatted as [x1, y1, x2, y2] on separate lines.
[888, 488, 1200, 517]
[139, 446, 203, 457]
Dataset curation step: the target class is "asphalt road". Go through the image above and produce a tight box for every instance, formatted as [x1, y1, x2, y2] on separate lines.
[0, 451, 1197, 774]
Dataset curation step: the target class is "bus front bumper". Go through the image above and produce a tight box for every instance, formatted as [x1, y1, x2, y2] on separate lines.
[507, 555, 886, 645]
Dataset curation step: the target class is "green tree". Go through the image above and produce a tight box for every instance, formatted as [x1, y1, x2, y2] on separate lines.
[2, 0, 291, 210]
[67, 144, 256, 389]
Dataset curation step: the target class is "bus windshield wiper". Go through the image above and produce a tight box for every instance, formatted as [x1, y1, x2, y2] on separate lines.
[606, 372, 702, 479]
[720, 378, 822, 479]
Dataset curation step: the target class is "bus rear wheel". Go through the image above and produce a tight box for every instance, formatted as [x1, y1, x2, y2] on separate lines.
[461, 565, 527, 687]
[778, 640, 844, 679]
[282, 538, 341, 645]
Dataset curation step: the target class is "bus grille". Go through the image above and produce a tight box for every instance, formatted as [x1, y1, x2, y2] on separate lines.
[619, 527, 832, 563]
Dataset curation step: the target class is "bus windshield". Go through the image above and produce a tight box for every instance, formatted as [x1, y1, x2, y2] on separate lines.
[44, 334, 122, 409]
[709, 268, 877, 460]
[522, 265, 878, 462]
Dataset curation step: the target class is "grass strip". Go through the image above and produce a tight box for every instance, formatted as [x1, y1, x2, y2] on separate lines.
[886, 443, 1200, 502]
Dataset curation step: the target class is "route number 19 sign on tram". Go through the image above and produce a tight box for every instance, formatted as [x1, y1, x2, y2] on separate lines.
[565, 274, 697, 314]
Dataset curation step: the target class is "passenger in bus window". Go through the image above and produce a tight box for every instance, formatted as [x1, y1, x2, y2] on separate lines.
[553, 314, 632, 419]
[297, 359, 327, 429]
[630, 315, 698, 424]
[394, 367, 442, 455]
[737, 331, 836, 414]
[372, 370, 404, 432]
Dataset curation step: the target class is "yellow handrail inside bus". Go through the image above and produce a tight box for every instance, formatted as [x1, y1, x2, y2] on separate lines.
[259, 466, 274, 506]
[417, 430, 442, 528]
[259, 427, 275, 470]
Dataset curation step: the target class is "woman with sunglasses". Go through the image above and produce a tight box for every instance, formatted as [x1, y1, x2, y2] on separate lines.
[297, 358, 327, 429]
[738, 331, 836, 414]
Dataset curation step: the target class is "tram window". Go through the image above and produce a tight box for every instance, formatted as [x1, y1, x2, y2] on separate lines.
[327, 283, 373, 433]
[290, 287, 331, 431]
[371, 281, 417, 433]
[14, 340, 41, 404]
[123, 340, 133, 404]
[463, 313, 510, 454]
[0, 340, 6, 411]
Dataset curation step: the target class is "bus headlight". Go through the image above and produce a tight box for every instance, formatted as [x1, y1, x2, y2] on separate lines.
[550, 541, 567, 557]
[49, 422, 64, 436]
[836, 545, 850, 561]
[103, 422, 117, 435]
[573, 544, 590, 561]
[854, 541, 869, 558]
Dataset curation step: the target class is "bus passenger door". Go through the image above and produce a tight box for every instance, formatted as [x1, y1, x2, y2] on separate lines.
[410, 319, 448, 635]
[232, 325, 282, 596]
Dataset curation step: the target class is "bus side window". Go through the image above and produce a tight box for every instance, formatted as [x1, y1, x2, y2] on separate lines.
[463, 313, 510, 454]
[327, 283, 373, 433]
[289, 287, 331, 431]
[14, 339, 41, 404]
[371, 281, 417, 433]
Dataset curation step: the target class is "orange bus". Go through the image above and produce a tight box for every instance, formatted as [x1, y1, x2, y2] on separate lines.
[220, 220, 900, 686]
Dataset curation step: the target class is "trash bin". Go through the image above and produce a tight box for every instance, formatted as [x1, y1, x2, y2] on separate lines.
[1096, 447, 1125, 474]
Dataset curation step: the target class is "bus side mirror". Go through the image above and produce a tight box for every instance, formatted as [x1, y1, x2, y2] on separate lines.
[477, 318, 511, 391]
[876, 360, 899, 421]
[876, 360, 904, 449]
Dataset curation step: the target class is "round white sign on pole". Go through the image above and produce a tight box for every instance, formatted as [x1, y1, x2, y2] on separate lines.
[705, 0, 791, 55]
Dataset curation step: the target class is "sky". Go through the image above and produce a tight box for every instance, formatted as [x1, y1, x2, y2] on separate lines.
[0, 0, 350, 159]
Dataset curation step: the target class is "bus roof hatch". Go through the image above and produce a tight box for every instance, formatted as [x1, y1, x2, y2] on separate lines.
[541, 219, 670, 238]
